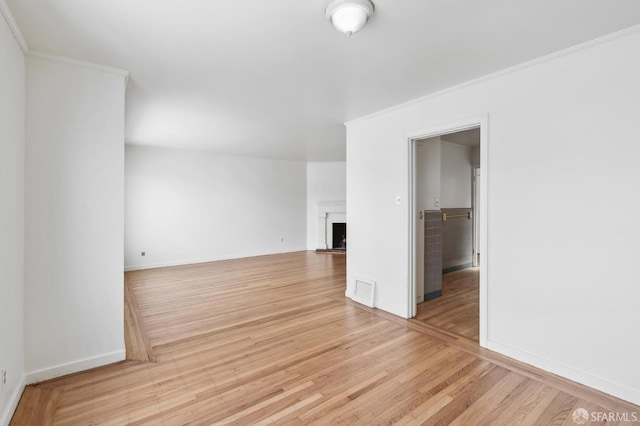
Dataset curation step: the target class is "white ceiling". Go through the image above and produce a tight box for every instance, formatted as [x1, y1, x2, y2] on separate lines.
[7, 0, 640, 161]
[440, 128, 480, 148]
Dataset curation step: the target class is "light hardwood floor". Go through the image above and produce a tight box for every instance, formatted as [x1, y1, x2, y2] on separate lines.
[11, 251, 639, 425]
[415, 268, 479, 341]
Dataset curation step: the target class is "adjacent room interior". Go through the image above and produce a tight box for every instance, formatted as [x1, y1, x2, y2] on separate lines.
[2, 0, 640, 424]
[413, 128, 481, 342]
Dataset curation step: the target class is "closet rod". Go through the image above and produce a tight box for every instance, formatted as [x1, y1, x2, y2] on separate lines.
[442, 211, 472, 222]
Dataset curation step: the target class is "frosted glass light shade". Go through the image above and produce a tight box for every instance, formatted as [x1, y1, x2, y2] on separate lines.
[325, 0, 374, 37]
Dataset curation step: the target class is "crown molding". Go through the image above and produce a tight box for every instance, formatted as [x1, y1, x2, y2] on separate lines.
[0, 1, 130, 82]
[0, 0, 28, 52]
[346, 24, 640, 126]
[28, 51, 130, 81]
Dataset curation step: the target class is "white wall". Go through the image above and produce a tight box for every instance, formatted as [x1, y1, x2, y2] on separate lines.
[346, 29, 640, 404]
[24, 55, 127, 379]
[0, 11, 25, 423]
[416, 138, 441, 212]
[125, 145, 307, 269]
[306, 162, 346, 250]
[440, 142, 472, 208]
[471, 146, 480, 166]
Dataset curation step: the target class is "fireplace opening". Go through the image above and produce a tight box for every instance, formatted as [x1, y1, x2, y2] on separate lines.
[332, 223, 347, 250]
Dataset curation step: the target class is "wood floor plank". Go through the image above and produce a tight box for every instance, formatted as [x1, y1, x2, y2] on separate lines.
[9, 386, 60, 426]
[124, 275, 156, 362]
[9, 251, 639, 425]
[416, 267, 479, 341]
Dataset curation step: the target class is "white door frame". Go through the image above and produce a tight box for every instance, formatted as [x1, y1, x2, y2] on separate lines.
[406, 114, 489, 347]
[472, 167, 480, 267]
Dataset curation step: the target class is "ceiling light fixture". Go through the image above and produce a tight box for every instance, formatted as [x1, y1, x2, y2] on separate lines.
[325, 0, 375, 38]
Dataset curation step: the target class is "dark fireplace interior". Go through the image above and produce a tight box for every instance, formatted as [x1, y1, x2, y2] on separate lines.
[332, 223, 347, 250]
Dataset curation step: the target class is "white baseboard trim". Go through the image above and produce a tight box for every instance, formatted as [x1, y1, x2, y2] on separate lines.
[25, 350, 126, 385]
[0, 374, 26, 426]
[346, 287, 408, 318]
[124, 248, 307, 271]
[373, 301, 408, 319]
[487, 340, 640, 406]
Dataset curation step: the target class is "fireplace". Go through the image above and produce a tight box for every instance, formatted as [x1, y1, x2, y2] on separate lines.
[332, 223, 347, 250]
[316, 201, 346, 251]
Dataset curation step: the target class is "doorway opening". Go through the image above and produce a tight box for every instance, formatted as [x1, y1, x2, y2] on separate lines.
[407, 116, 488, 347]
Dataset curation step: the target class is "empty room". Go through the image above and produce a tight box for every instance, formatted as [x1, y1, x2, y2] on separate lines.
[1, 0, 639, 424]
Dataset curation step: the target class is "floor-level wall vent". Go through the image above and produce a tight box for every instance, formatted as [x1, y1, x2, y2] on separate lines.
[352, 277, 375, 308]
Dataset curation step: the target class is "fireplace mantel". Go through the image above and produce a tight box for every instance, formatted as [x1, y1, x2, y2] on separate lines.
[317, 201, 346, 250]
